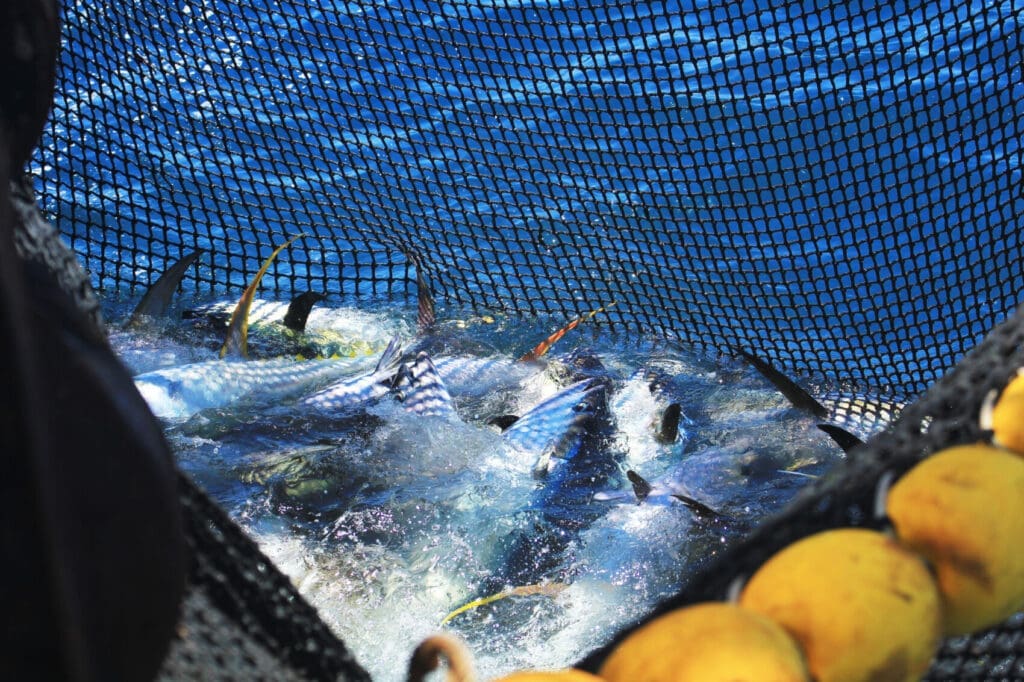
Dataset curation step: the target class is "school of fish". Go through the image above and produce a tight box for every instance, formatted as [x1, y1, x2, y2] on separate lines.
[110, 246, 904, 681]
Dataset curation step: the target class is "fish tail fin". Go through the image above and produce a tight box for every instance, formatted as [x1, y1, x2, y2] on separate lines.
[128, 249, 204, 326]
[736, 347, 829, 418]
[518, 301, 617, 362]
[625, 469, 653, 503]
[816, 423, 864, 454]
[220, 233, 306, 359]
[281, 291, 324, 332]
[375, 336, 404, 375]
[654, 403, 682, 444]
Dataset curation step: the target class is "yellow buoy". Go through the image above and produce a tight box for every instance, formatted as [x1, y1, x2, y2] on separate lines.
[599, 602, 809, 682]
[887, 443, 1024, 635]
[740, 528, 941, 682]
[981, 369, 1024, 454]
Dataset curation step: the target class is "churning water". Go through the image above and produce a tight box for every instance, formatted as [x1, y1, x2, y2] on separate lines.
[109, 295, 848, 681]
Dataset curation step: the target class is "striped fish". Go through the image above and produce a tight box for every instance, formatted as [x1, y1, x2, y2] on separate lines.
[737, 348, 903, 451]
[502, 377, 608, 477]
[431, 355, 540, 397]
[300, 337, 404, 413]
[134, 355, 373, 421]
[393, 352, 457, 419]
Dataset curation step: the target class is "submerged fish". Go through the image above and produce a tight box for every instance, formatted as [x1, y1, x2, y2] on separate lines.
[479, 375, 619, 593]
[135, 354, 374, 420]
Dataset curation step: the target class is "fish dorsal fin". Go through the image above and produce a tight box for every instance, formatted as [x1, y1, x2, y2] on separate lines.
[416, 263, 435, 331]
[670, 493, 728, 520]
[128, 249, 203, 326]
[655, 403, 682, 444]
[626, 470, 652, 503]
[281, 291, 324, 332]
[518, 302, 616, 363]
[488, 414, 520, 431]
[220, 234, 306, 359]
[736, 348, 829, 418]
[816, 423, 864, 454]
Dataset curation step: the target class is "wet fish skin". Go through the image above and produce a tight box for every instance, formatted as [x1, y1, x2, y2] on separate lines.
[737, 347, 903, 445]
[135, 355, 372, 420]
[481, 377, 619, 593]
[393, 352, 457, 419]
[431, 355, 539, 397]
[502, 377, 608, 469]
[300, 337, 403, 413]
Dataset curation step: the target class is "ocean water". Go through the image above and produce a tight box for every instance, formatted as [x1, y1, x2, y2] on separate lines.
[108, 294, 858, 680]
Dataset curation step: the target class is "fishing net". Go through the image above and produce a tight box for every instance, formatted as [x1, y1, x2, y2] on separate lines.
[37, 0, 1023, 399]
[19, 0, 1024, 678]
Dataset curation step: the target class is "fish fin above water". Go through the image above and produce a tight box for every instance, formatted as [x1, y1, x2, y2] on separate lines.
[220, 233, 306, 359]
[670, 493, 729, 520]
[518, 301, 616, 362]
[281, 291, 324, 332]
[488, 414, 520, 431]
[654, 403, 682, 444]
[394, 351, 455, 417]
[736, 348, 829, 418]
[416, 263, 436, 331]
[127, 249, 203, 326]
[375, 336, 404, 376]
[626, 469, 653, 504]
[816, 422, 864, 454]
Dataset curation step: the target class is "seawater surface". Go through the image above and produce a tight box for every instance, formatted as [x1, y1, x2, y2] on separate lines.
[109, 295, 848, 681]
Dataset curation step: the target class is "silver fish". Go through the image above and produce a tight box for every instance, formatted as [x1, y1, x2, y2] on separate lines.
[300, 337, 404, 413]
[502, 377, 607, 477]
[393, 352, 457, 419]
[431, 355, 541, 397]
[135, 355, 373, 420]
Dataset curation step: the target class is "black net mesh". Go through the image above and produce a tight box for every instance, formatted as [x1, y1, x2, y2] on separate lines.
[27, 0, 1024, 678]
[35, 0, 1024, 399]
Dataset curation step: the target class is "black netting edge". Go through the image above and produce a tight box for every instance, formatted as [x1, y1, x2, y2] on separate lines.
[577, 301, 1024, 677]
[173, 471, 372, 682]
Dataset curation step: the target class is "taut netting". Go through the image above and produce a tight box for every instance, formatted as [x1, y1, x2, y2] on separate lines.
[35, 0, 1023, 398]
